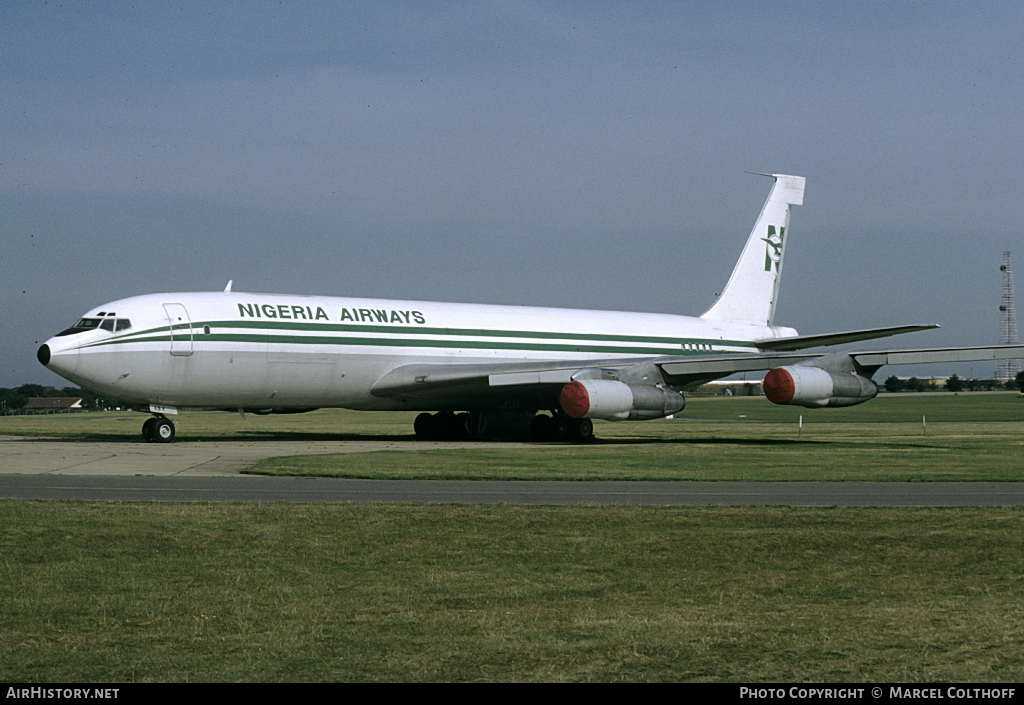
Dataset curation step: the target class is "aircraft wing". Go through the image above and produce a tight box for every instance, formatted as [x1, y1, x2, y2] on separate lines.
[849, 344, 1024, 372]
[370, 351, 839, 405]
[656, 344, 1024, 387]
[754, 324, 940, 351]
[371, 344, 1024, 406]
[370, 358, 640, 401]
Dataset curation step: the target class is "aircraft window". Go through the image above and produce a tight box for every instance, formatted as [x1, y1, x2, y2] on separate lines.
[56, 318, 101, 336]
[115, 319, 132, 332]
[100, 319, 115, 331]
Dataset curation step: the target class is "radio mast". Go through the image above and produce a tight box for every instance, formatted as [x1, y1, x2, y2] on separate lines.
[997, 251, 1021, 380]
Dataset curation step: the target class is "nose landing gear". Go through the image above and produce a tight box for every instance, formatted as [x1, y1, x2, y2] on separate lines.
[142, 415, 176, 443]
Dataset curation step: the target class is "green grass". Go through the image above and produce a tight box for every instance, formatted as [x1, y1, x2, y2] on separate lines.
[3, 394, 1023, 681]
[2, 501, 1022, 682]
[248, 432, 1024, 482]
[246, 394, 1024, 481]
[5, 394, 1024, 481]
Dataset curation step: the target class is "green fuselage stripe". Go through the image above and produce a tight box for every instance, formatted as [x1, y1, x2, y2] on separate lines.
[78, 319, 759, 356]
[209, 319, 757, 347]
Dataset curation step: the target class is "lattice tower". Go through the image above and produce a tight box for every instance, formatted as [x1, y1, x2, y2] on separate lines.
[998, 251, 1021, 380]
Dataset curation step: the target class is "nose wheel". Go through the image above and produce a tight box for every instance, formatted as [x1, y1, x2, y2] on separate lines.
[142, 415, 176, 443]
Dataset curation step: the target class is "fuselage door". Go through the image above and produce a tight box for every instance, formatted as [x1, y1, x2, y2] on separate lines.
[163, 303, 193, 356]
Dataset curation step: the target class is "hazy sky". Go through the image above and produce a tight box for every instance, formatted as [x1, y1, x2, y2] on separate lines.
[3, 1, 1023, 386]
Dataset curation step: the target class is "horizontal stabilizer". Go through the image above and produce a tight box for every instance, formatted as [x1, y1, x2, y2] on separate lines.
[755, 324, 941, 351]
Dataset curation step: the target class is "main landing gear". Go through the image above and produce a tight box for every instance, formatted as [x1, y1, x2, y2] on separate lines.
[413, 411, 595, 442]
[530, 413, 594, 443]
[142, 415, 175, 443]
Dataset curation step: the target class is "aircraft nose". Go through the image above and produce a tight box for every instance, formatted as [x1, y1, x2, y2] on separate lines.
[38, 338, 79, 378]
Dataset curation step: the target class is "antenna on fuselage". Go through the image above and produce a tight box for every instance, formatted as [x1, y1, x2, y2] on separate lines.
[224, 280, 233, 292]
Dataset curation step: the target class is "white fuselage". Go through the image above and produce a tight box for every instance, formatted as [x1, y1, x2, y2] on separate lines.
[41, 291, 796, 411]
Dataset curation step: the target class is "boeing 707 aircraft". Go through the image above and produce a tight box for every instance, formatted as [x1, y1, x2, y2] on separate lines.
[37, 173, 1024, 442]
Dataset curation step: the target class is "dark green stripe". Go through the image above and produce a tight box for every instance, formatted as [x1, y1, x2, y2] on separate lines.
[202, 318, 758, 348]
[79, 332, 750, 357]
[76, 318, 758, 356]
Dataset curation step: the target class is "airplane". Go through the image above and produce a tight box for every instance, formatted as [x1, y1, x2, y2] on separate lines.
[36, 173, 1024, 443]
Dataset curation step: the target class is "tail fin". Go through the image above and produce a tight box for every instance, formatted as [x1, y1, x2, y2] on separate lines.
[700, 173, 805, 326]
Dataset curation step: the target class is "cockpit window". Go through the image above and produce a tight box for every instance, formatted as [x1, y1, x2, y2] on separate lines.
[56, 317, 132, 336]
[55, 318, 102, 336]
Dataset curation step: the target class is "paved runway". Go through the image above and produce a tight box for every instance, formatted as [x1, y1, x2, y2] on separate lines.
[0, 434, 519, 476]
[2, 436, 1023, 506]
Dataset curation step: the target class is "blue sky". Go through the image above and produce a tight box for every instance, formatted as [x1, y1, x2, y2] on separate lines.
[3, 1, 1023, 386]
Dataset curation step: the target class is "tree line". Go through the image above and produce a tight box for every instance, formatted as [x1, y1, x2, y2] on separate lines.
[883, 371, 1024, 393]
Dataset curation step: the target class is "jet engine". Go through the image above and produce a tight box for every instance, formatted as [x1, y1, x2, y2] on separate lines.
[560, 379, 685, 421]
[763, 365, 878, 408]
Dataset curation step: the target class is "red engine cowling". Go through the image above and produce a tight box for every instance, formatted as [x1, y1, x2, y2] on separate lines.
[560, 379, 685, 421]
[763, 366, 878, 408]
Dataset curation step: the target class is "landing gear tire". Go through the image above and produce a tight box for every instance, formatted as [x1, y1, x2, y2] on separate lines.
[570, 417, 595, 443]
[414, 413, 437, 439]
[552, 414, 571, 442]
[142, 416, 175, 443]
[534, 413, 595, 443]
[154, 418, 175, 443]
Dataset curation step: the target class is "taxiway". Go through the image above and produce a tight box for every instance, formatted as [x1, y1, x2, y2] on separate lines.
[1, 436, 1022, 506]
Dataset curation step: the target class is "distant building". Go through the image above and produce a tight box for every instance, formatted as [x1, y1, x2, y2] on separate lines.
[26, 397, 83, 412]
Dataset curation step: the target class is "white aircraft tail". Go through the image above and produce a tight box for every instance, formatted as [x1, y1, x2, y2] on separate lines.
[700, 173, 805, 326]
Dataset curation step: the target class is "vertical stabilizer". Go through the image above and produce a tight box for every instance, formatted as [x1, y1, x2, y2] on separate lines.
[700, 173, 805, 326]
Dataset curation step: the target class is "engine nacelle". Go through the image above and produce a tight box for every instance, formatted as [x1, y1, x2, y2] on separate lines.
[560, 379, 685, 421]
[763, 366, 878, 408]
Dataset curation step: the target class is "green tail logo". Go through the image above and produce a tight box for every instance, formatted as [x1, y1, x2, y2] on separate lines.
[762, 225, 784, 272]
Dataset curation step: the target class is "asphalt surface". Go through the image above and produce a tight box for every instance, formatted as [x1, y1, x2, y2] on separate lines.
[2, 435, 1023, 506]
[0, 435, 492, 476]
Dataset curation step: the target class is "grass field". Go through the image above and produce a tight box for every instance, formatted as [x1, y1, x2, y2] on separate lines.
[1, 501, 1022, 682]
[3, 393, 1024, 482]
[2, 393, 1023, 682]
[247, 414, 1024, 481]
